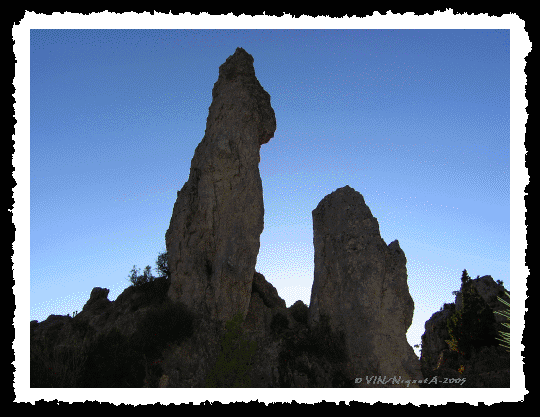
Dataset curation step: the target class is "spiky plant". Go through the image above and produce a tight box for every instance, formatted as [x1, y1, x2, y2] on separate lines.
[494, 291, 510, 352]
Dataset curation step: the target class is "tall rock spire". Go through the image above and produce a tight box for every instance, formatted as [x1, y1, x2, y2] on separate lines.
[166, 47, 276, 324]
[309, 185, 423, 387]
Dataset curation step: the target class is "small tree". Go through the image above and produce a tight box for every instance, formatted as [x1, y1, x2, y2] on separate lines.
[445, 269, 498, 358]
[142, 265, 155, 282]
[128, 266, 141, 286]
[155, 250, 170, 279]
[128, 265, 155, 287]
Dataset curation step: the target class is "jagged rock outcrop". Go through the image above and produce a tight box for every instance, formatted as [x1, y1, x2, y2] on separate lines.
[455, 275, 509, 325]
[82, 287, 111, 312]
[31, 272, 350, 388]
[420, 275, 510, 387]
[309, 185, 423, 387]
[30, 277, 176, 388]
[33, 47, 510, 388]
[30, 48, 355, 389]
[165, 47, 276, 325]
[159, 270, 290, 388]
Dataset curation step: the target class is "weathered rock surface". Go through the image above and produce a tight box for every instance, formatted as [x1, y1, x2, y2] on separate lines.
[82, 287, 111, 312]
[31, 47, 509, 388]
[309, 185, 423, 387]
[30, 277, 174, 388]
[165, 47, 276, 325]
[160, 270, 352, 388]
[30, 271, 356, 388]
[419, 275, 510, 387]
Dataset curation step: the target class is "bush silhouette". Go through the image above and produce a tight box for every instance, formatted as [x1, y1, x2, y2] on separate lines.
[127, 249, 170, 288]
[155, 250, 170, 279]
[128, 265, 156, 287]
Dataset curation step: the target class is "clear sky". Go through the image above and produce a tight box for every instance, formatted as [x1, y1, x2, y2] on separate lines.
[29, 28, 511, 358]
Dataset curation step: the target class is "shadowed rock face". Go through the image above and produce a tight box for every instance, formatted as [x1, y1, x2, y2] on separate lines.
[420, 276, 510, 387]
[165, 47, 276, 324]
[31, 47, 508, 388]
[309, 185, 423, 387]
[455, 275, 509, 324]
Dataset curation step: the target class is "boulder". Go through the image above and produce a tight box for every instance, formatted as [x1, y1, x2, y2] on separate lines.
[165, 47, 276, 324]
[309, 185, 423, 387]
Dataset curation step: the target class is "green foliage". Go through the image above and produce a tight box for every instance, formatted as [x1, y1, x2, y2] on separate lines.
[494, 291, 510, 352]
[445, 270, 499, 358]
[205, 312, 258, 388]
[155, 249, 170, 279]
[128, 265, 156, 287]
[127, 249, 170, 288]
[130, 299, 195, 357]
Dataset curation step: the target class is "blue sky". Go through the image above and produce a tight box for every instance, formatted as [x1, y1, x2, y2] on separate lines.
[29, 28, 511, 358]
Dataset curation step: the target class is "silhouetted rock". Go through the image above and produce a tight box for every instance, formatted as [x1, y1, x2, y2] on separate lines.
[455, 275, 509, 325]
[165, 47, 276, 324]
[155, 270, 354, 388]
[309, 185, 423, 387]
[289, 300, 309, 325]
[82, 287, 110, 312]
[420, 275, 510, 387]
[35, 47, 510, 388]
[420, 303, 456, 375]
[30, 277, 180, 387]
[150, 270, 284, 388]
[252, 271, 287, 310]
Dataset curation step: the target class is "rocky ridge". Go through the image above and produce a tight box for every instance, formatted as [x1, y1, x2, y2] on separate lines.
[30, 47, 509, 388]
[420, 275, 510, 387]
